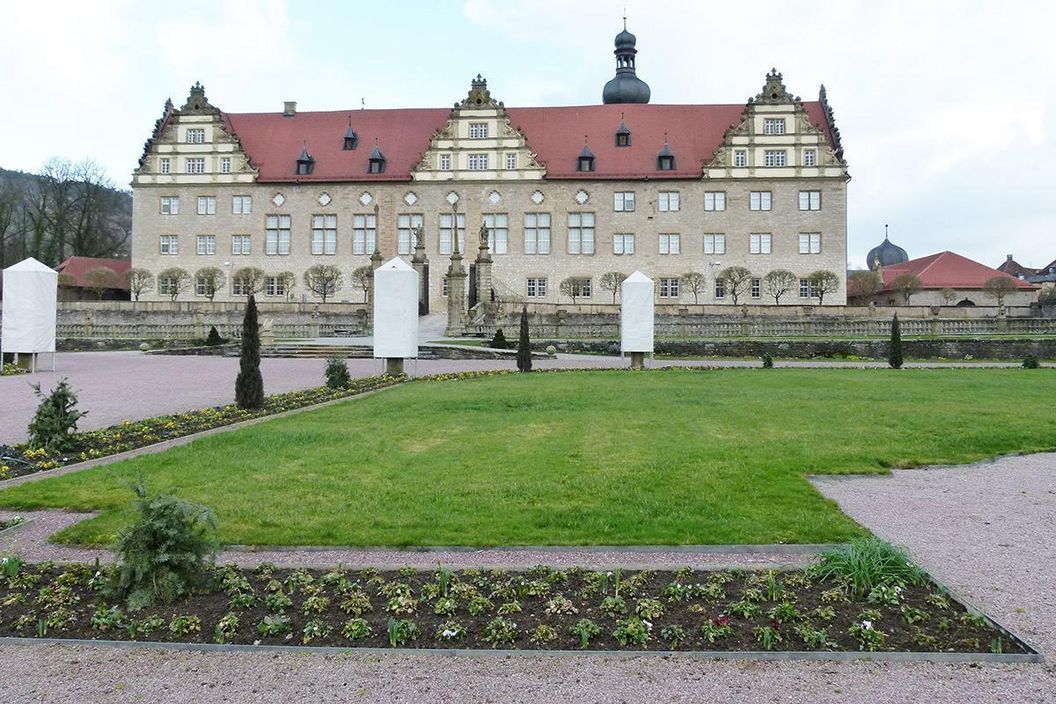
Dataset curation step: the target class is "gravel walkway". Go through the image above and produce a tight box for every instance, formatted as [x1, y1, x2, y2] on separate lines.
[2, 454, 1056, 702]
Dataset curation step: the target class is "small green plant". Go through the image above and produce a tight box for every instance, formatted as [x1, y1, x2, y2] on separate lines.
[661, 582, 693, 603]
[570, 618, 602, 649]
[387, 617, 419, 647]
[913, 630, 938, 649]
[754, 625, 783, 650]
[867, 584, 903, 606]
[991, 637, 1004, 654]
[761, 354, 774, 369]
[813, 606, 836, 622]
[214, 613, 240, 644]
[600, 595, 627, 617]
[436, 619, 466, 641]
[265, 591, 292, 613]
[901, 606, 929, 625]
[764, 570, 783, 601]
[302, 619, 333, 644]
[925, 592, 950, 610]
[228, 592, 255, 611]
[695, 581, 726, 602]
[544, 594, 578, 615]
[529, 624, 558, 645]
[767, 601, 800, 624]
[849, 619, 886, 651]
[127, 614, 165, 638]
[90, 605, 125, 632]
[700, 616, 734, 643]
[482, 617, 518, 647]
[257, 614, 292, 637]
[338, 590, 371, 616]
[960, 611, 989, 628]
[168, 614, 202, 637]
[634, 597, 664, 619]
[302, 594, 330, 616]
[386, 594, 417, 615]
[342, 618, 371, 640]
[795, 624, 835, 649]
[2, 554, 24, 582]
[820, 587, 849, 604]
[1022, 355, 1040, 369]
[467, 595, 493, 616]
[324, 357, 352, 389]
[437, 564, 453, 597]
[434, 596, 458, 616]
[811, 538, 925, 596]
[726, 599, 761, 619]
[498, 600, 522, 615]
[27, 379, 86, 454]
[110, 484, 218, 610]
[660, 624, 687, 649]
[612, 617, 651, 646]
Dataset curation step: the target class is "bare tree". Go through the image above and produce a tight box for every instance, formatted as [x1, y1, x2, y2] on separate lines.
[940, 288, 957, 305]
[600, 271, 627, 304]
[983, 275, 1018, 307]
[891, 273, 923, 305]
[276, 271, 296, 301]
[807, 270, 842, 305]
[716, 266, 753, 305]
[763, 269, 798, 304]
[127, 267, 154, 302]
[559, 277, 589, 304]
[194, 266, 226, 301]
[351, 265, 372, 303]
[846, 270, 883, 303]
[84, 266, 117, 300]
[680, 271, 707, 304]
[232, 267, 266, 296]
[157, 267, 190, 301]
[303, 264, 344, 302]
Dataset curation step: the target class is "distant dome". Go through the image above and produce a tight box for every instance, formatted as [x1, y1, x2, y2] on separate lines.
[615, 28, 636, 48]
[602, 22, 651, 105]
[867, 236, 909, 270]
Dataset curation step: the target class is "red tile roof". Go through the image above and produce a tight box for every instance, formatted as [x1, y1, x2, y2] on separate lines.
[879, 251, 1038, 291]
[56, 257, 131, 290]
[223, 102, 836, 182]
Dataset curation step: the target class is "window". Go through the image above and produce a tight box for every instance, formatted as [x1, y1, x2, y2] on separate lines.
[196, 235, 215, 255]
[750, 191, 772, 211]
[613, 192, 635, 212]
[751, 277, 761, 299]
[750, 233, 772, 254]
[505, 153, 517, 170]
[439, 153, 451, 171]
[159, 235, 178, 254]
[659, 233, 681, 255]
[311, 214, 337, 255]
[657, 153, 675, 171]
[524, 213, 551, 255]
[658, 278, 680, 298]
[613, 233, 635, 255]
[160, 196, 179, 215]
[232, 235, 251, 255]
[567, 212, 595, 254]
[799, 278, 816, 298]
[353, 214, 378, 254]
[186, 128, 205, 144]
[159, 158, 170, 174]
[265, 276, 287, 297]
[803, 149, 817, 167]
[703, 234, 726, 255]
[469, 122, 488, 139]
[799, 233, 822, 254]
[577, 151, 595, 172]
[764, 150, 786, 167]
[232, 277, 250, 296]
[658, 191, 680, 212]
[734, 150, 747, 167]
[799, 191, 822, 211]
[439, 213, 466, 254]
[527, 277, 547, 298]
[158, 276, 179, 296]
[220, 157, 231, 174]
[197, 196, 216, 215]
[764, 118, 786, 135]
[704, 192, 726, 211]
[398, 213, 424, 255]
[232, 195, 252, 214]
[714, 279, 726, 299]
[186, 158, 205, 174]
[195, 275, 212, 297]
[467, 153, 489, 170]
[483, 213, 508, 254]
[566, 278, 592, 298]
[265, 214, 291, 255]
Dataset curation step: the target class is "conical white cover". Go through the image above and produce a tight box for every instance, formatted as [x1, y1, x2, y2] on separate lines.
[620, 270, 654, 353]
[1, 257, 58, 355]
[373, 257, 418, 359]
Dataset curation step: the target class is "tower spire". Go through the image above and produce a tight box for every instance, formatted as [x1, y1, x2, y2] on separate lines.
[602, 19, 651, 104]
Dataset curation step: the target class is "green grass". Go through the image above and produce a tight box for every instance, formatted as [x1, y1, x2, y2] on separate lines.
[0, 368, 1052, 547]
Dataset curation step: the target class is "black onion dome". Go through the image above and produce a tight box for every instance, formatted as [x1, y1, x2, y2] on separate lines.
[615, 28, 636, 48]
[867, 237, 909, 270]
[602, 21, 650, 104]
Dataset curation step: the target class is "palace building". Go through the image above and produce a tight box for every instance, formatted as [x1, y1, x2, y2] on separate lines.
[130, 25, 850, 315]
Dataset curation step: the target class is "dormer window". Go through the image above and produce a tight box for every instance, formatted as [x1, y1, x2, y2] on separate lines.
[368, 144, 386, 174]
[343, 124, 358, 150]
[296, 145, 315, 176]
[657, 143, 675, 171]
[577, 144, 596, 172]
[615, 119, 631, 147]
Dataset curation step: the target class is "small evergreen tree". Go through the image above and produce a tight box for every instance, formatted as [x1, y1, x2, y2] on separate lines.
[888, 313, 903, 369]
[489, 328, 509, 349]
[205, 326, 223, 346]
[516, 306, 532, 372]
[235, 295, 264, 409]
[324, 357, 352, 389]
[27, 379, 86, 453]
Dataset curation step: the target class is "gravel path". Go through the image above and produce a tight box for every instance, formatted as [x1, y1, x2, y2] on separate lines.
[2, 454, 1056, 702]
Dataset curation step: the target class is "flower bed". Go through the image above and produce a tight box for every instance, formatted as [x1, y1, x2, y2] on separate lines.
[0, 561, 1027, 655]
[1, 363, 29, 377]
[0, 516, 25, 531]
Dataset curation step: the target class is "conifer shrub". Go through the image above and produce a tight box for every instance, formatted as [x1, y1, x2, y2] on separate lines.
[235, 295, 264, 409]
[111, 484, 218, 611]
[27, 379, 86, 454]
[888, 314, 903, 369]
[516, 307, 532, 372]
[324, 357, 352, 389]
[1022, 355, 1040, 369]
[761, 354, 774, 369]
[489, 328, 510, 349]
[205, 326, 224, 347]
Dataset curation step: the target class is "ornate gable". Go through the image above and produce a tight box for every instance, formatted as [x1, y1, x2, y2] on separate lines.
[412, 76, 545, 182]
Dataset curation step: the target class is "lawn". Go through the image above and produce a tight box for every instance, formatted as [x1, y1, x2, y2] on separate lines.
[0, 368, 1051, 547]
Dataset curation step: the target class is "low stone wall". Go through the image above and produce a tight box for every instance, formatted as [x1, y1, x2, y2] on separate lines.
[543, 338, 1056, 360]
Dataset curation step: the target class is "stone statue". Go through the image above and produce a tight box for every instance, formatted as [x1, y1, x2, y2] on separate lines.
[412, 225, 424, 249]
[479, 222, 489, 247]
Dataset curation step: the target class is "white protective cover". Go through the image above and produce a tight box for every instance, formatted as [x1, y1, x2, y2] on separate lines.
[1, 257, 58, 355]
[620, 270, 654, 353]
[372, 257, 419, 359]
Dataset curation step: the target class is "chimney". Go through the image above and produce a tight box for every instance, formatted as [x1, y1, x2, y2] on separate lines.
[283, 101, 297, 117]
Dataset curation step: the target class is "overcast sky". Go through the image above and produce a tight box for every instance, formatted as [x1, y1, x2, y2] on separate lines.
[1, 0, 1053, 269]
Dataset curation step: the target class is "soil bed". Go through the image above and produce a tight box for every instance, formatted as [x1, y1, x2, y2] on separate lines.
[0, 562, 1026, 655]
